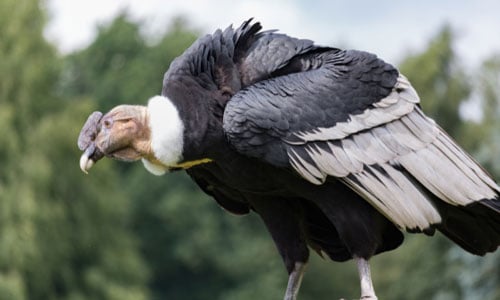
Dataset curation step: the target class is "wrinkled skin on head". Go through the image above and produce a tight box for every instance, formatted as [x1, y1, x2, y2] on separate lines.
[78, 105, 152, 174]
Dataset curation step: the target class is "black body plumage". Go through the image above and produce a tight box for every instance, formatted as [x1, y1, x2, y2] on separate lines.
[160, 19, 500, 282]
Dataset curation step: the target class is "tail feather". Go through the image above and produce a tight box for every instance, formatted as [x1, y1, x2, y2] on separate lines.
[434, 197, 500, 255]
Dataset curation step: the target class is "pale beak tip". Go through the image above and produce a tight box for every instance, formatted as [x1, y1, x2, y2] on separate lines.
[80, 153, 94, 174]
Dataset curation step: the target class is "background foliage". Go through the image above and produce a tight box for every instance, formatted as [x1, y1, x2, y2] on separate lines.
[0, 1, 498, 299]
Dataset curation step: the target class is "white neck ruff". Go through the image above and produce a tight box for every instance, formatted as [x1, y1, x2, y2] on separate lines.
[141, 95, 184, 175]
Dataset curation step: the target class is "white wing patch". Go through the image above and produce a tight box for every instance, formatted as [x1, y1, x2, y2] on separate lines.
[398, 130, 499, 205]
[289, 109, 443, 230]
[293, 75, 419, 142]
[287, 76, 500, 231]
[342, 164, 442, 231]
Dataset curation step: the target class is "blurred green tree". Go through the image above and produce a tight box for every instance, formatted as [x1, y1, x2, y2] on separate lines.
[0, 1, 149, 299]
[398, 25, 471, 137]
[475, 55, 500, 176]
[453, 54, 500, 300]
[61, 14, 198, 111]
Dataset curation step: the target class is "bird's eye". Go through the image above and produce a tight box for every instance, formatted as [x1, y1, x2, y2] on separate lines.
[103, 119, 112, 128]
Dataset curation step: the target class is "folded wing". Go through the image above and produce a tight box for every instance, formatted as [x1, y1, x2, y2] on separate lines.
[224, 49, 500, 234]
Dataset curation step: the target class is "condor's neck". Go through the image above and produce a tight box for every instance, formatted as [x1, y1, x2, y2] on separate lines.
[162, 78, 227, 163]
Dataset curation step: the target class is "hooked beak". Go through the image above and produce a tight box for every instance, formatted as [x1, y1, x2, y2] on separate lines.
[80, 148, 93, 174]
[79, 145, 103, 174]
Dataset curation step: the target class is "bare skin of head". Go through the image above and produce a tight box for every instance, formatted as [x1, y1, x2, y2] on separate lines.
[94, 105, 153, 162]
[79, 105, 157, 174]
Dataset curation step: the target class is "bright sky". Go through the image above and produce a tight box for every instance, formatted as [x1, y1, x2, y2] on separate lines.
[44, 0, 500, 70]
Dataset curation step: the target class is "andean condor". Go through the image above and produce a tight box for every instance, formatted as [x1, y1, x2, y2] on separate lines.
[77, 19, 500, 300]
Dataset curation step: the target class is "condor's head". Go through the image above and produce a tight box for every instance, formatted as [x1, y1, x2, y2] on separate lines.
[78, 96, 185, 176]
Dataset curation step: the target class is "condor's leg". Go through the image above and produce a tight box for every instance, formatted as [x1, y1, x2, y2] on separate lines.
[356, 257, 377, 300]
[303, 181, 402, 300]
[250, 197, 310, 300]
[285, 261, 307, 300]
